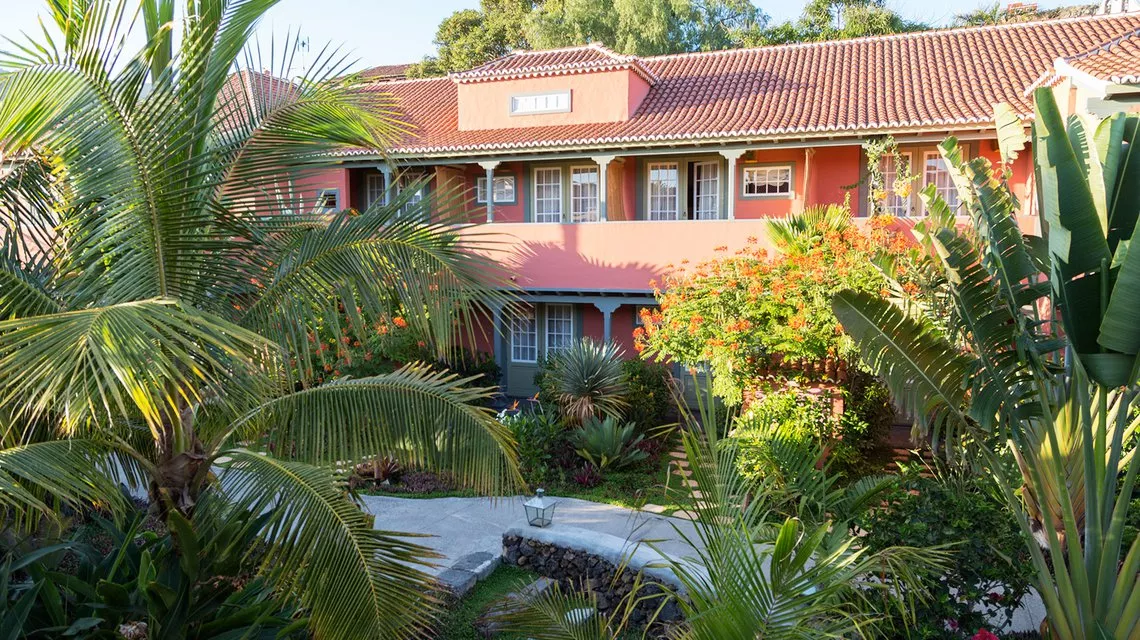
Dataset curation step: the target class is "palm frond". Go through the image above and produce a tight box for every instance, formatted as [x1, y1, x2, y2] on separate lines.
[489, 583, 618, 640]
[211, 449, 440, 640]
[766, 204, 851, 256]
[225, 363, 520, 495]
[0, 439, 130, 528]
[832, 289, 973, 449]
[0, 299, 269, 433]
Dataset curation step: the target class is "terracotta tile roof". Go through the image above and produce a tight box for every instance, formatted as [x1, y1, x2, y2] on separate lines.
[1062, 28, 1140, 83]
[360, 63, 412, 82]
[450, 43, 659, 85]
[353, 14, 1140, 158]
[216, 69, 300, 132]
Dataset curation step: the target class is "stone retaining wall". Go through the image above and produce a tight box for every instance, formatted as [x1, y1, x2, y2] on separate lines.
[502, 524, 684, 630]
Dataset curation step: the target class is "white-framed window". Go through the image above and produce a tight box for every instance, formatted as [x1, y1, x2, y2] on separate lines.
[924, 152, 960, 211]
[633, 305, 656, 326]
[880, 152, 913, 216]
[533, 167, 563, 223]
[510, 306, 537, 363]
[365, 173, 386, 209]
[476, 175, 516, 204]
[545, 304, 575, 354]
[647, 162, 679, 221]
[692, 160, 720, 220]
[741, 165, 792, 197]
[570, 166, 599, 223]
[316, 188, 339, 212]
[510, 90, 571, 116]
[398, 174, 425, 216]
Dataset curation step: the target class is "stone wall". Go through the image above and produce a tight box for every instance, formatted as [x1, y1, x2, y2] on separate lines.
[501, 525, 684, 631]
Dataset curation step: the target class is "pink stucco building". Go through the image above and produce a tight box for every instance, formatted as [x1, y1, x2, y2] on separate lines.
[297, 14, 1140, 396]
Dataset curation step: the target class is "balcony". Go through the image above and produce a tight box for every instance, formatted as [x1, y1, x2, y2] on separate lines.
[456, 214, 1042, 293]
[457, 219, 782, 291]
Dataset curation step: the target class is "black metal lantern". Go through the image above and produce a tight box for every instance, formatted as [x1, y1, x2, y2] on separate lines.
[523, 488, 556, 527]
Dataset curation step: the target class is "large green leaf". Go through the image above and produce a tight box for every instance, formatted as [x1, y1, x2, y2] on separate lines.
[832, 289, 973, 448]
[212, 450, 440, 640]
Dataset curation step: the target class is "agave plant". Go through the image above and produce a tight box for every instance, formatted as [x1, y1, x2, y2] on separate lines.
[0, 1, 520, 638]
[548, 339, 629, 424]
[832, 89, 1140, 639]
[570, 416, 647, 471]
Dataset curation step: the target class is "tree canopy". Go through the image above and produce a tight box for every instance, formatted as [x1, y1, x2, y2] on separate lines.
[406, 0, 929, 77]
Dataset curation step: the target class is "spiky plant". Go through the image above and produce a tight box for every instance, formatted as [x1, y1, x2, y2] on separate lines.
[548, 338, 629, 425]
[0, 1, 520, 638]
[832, 89, 1140, 639]
[765, 203, 853, 256]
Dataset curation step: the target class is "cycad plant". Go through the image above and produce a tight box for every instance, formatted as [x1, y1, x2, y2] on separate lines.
[833, 88, 1140, 638]
[0, 1, 519, 638]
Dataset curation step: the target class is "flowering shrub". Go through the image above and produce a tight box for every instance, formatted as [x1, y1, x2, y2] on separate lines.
[635, 210, 920, 404]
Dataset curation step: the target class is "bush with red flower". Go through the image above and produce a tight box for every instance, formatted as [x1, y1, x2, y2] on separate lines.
[635, 207, 922, 404]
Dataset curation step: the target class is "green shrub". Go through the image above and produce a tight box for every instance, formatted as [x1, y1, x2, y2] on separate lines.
[570, 416, 647, 471]
[499, 406, 566, 486]
[856, 473, 1035, 639]
[732, 389, 834, 483]
[620, 358, 673, 432]
[534, 339, 627, 424]
[839, 372, 894, 454]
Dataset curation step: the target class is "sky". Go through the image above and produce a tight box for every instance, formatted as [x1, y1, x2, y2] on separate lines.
[0, 0, 1091, 71]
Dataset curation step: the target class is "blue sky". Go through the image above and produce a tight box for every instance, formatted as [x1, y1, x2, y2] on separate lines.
[0, 0, 1085, 70]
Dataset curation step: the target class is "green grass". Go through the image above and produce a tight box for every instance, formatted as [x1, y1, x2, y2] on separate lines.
[435, 565, 536, 640]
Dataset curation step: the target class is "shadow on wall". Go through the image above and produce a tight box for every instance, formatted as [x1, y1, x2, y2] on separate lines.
[507, 225, 669, 291]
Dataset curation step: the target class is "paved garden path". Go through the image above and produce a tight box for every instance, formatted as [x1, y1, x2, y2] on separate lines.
[360, 494, 702, 578]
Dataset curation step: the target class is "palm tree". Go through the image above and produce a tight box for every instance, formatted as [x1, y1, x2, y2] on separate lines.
[832, 89, 1140, 638]
[0, 1, 520, 637]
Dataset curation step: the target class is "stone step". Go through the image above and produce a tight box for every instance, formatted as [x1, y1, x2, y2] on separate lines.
[671, 509, 698, 520]
[641, 504, 667, 514]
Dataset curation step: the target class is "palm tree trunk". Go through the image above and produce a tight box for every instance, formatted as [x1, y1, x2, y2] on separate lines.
[150, 404, 207, 518]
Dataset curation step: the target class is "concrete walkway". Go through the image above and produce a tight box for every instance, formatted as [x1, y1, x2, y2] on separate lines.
[360, 494, 702, 578]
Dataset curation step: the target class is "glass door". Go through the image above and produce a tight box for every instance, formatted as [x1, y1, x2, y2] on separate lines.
[691, 161, 720, 220]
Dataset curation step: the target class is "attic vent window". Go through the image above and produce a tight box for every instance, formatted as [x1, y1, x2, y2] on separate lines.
[510, 90, 571, 116]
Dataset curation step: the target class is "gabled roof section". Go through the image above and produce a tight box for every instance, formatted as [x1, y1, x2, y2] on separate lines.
[353, 13, 1140, 158]
[449, 43, 659, 85]
[216, 69, 299, 132]
[360, 63, 412, 83]
[1063, 27, 1140, 84]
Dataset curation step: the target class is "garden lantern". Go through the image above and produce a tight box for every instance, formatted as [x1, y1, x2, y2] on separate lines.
[523, 488, 556, 527]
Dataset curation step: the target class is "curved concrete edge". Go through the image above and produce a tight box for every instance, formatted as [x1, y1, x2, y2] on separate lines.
[505, 524, 685, 591]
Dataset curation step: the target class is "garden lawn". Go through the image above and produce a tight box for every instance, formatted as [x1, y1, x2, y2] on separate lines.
[436, 565, 536, 639]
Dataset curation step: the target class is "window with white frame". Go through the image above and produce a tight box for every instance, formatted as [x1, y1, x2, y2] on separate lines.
[692, 161, 720, 220]
[476, 175, 516, 204]
[510, 307, 537, 363]
[398, 174, 425, 215]
[534, 167, 563, 223]
[571, 166, 599, 223]
[316, 189, 339, 212]
[741, 165, 792, 197]
[510, 90, 571, 116]
[545, 304, 575, 353]
[924, 152, 959, 211]
[880, 153, 913, 216]
[365, 173, 385, 209]
[633, 305, 656, 326]
[647, 162, 679, 220]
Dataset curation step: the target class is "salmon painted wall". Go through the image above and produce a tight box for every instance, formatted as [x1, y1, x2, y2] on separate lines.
[976, 139, 1035, 216]
[733, 146, 861, 219]
[459, 162, 528, 223]
[580, 305, 638, 354]
[293, 167, 349, 211]
[457, 70, 649, 131]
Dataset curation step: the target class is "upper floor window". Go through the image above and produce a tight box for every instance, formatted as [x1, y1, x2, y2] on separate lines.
[510, 90, 571, 116]
[924, 152, 960, 211]
[476, 175, 516, 204]
[741, 165, 792, 198]
[316, 188, 339, 213]
[534, 167, 563, 223]
[880, 153, 913, 216]
[365, 173, 385, 209]
[546, 304, 575, 354]
[647, 162, 679, 221]
[510, 306, 537, 363]
[571, 166, 599, 223]
[691, 160, 720, 220]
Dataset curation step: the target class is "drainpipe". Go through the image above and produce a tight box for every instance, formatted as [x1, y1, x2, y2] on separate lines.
[801, 148, 814, 213]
